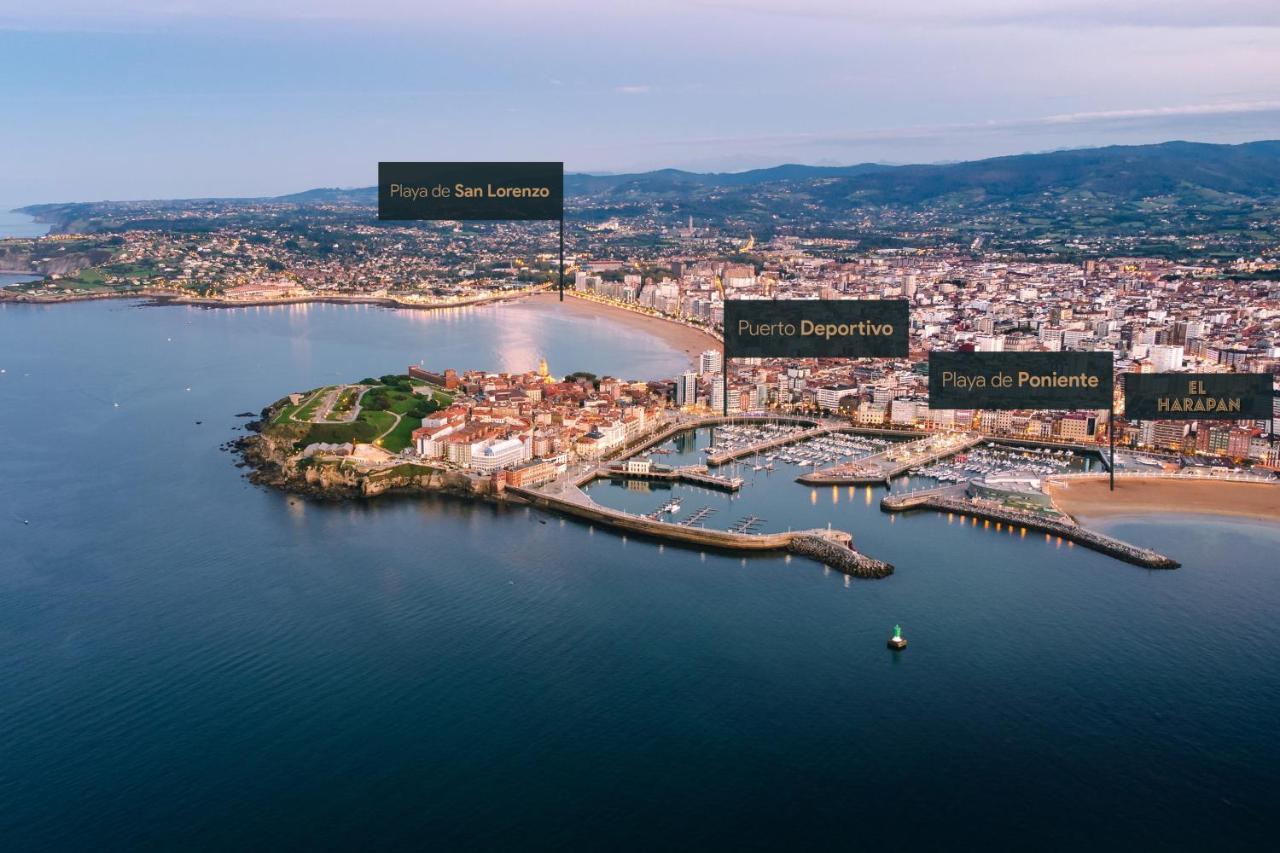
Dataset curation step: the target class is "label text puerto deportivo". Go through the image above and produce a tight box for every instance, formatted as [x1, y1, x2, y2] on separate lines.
[735, 319, 896, 341]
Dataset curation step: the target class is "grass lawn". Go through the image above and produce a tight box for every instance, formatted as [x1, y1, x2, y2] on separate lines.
[267, 375, 448, 450]
[292, 387, 333, 421]
[381, 414, 420, 453]
[360, 409, 398, 438]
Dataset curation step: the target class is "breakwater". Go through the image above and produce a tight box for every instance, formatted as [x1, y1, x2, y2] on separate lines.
[787, 534, 894, 579]
[509, 484, 893, 578]
[881, 494, 1179, 569]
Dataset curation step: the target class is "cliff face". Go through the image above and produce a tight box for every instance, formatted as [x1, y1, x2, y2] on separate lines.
[238, 407, 477, 500]
[0, 245, 111, 276]
[358, 466, 473, 497]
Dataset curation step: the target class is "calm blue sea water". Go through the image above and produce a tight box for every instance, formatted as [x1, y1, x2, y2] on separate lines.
[1, 299, 1278, 850]
[0, 208, 50, 239]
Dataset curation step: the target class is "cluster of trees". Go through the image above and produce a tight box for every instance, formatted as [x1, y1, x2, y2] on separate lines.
[358, 375, 443, 420]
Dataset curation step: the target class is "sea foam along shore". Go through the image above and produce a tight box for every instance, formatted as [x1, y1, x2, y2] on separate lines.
[1047, 476, 1280, 523]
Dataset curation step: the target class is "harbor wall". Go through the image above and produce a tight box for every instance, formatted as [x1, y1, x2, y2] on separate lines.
[881, 494, 1179, 569]
[509, 486, 893, 578]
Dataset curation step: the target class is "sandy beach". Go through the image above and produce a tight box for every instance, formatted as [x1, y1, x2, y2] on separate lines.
[525, 291, 721, 364]
[1047, 477, 1280, 523]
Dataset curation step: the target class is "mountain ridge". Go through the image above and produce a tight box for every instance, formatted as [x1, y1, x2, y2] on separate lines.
[17, 140, 1280, 211]
[266, 140, 1280, 205]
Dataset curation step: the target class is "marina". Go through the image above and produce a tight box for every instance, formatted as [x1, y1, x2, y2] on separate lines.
[906, 444, 1090, 483]
[679, 506, 717, 527]
[797, 431, 985, 485]
[578, 416, 1203, 573]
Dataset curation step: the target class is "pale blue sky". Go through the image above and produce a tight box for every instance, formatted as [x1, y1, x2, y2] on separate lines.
[2, 1, 1278, 205]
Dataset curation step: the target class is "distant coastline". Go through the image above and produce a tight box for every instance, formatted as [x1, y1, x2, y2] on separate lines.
[0, 281, 721, 366]
[0, 208, 52, 240]
[0, 285, 546, 312]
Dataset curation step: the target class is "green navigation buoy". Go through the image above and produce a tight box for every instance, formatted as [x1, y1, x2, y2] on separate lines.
[887, 623, 907, 650]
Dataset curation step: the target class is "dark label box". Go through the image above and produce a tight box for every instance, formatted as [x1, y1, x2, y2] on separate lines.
[723, 300, 908, 359]
[1123, 373, 1272, 420]
[929, 351, 1114, 410]
[378, 162, 564, 221]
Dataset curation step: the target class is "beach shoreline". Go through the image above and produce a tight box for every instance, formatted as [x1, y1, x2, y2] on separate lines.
[1047, 477, 1280, 523]
[527, 291, 721, 364]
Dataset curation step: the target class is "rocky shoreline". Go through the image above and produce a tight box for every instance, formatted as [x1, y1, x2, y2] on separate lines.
[233, 406, 483, 502]
[235, 405, 895, 579]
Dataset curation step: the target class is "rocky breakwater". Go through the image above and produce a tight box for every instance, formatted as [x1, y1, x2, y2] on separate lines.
[786, 534, 894, 579]
[887, 495, 1180, 569]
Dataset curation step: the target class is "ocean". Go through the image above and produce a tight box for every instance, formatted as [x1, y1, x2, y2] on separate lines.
[1, 298, 1277, 850]
[0, 208, 50, 240]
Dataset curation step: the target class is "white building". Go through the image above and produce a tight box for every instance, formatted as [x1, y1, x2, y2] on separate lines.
[676, 370, 698, 406]
[471, 437, 526, 474]
[1149, 344, 1184, 373]
[816, 384, 857, 411]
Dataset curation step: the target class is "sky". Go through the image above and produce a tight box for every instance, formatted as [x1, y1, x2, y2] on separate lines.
[1, 0, 1279, 206]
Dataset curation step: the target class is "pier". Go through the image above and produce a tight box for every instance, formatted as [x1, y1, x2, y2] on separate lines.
[705, 424, 832, 466]
[608, 414, 819, 462]
[507, 481, 893, 579]
[880, 492, 1180, 569]
[797, 432, 984, 485]
[600, 464, 744, 492]
[679, 506, 717, 527]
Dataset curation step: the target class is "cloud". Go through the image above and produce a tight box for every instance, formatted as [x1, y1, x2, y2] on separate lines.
[638, 99, 1280, 151]
[5, 1, 1280, 36]
[1039, 100, 1280, 124]
[687, 0, 1280, 29]
[615, 85, 652, 95]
